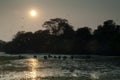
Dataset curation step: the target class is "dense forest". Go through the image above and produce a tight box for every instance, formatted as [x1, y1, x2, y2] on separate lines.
[1, 18, 120, 55]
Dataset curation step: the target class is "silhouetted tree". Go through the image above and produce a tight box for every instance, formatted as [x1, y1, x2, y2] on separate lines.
[94, 20, 120, 55]
[43, 18, 74, 36]
[74, 27, 92, 54]
[0, 40, 6, 51]
[76, 27, 92, 40]
[32, 30, 51, 53]
[3, 19, 120, 56]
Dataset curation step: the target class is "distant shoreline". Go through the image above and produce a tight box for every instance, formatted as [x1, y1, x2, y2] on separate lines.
[1, 52, 120, 56]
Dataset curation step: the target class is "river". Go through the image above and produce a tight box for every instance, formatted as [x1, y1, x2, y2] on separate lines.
[0, 52, 120, 80]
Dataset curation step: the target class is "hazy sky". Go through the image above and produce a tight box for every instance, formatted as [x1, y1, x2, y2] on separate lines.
[0, 0, 120, 41]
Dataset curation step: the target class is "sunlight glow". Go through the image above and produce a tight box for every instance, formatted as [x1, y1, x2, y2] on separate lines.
[30, 10, 37, 17]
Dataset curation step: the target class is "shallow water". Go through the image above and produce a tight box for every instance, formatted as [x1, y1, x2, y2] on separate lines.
[0, 53, 120, 80]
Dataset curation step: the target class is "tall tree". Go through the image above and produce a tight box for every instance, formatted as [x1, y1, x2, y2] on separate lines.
[76, 27, 92, 40]
[42, 18, 74, 36]
[74, 27, 92, 54]
[93, 20, 120, 55]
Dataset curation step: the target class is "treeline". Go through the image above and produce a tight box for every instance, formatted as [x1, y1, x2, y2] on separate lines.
[0, 40, 6, 51]
[3, 18, 120, 55]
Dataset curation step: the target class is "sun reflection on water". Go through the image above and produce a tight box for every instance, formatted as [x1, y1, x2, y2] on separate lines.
[27, 58, 39, 80]
[30, 70, 37, 80]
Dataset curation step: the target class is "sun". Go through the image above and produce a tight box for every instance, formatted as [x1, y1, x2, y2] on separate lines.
[30, 10, 37, 17]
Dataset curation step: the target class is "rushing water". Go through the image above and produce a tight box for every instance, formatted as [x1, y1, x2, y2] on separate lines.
[0, 52, 120, 80]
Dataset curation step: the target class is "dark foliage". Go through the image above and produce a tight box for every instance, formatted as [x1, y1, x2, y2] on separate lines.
[0, 40, 6, 51]
[3, 18, 120, 56]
